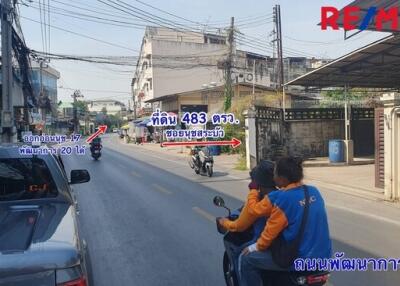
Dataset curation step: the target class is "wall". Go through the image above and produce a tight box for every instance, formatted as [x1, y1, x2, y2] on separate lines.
[152, 40, 226, 98]
[283, 120, 345, 157]
[251, 107, 373, 162]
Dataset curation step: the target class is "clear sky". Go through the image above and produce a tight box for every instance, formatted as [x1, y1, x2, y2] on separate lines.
[19, 0, 388, 105]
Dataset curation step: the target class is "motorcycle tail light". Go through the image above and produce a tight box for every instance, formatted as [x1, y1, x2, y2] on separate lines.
[307, 273, 329, 284]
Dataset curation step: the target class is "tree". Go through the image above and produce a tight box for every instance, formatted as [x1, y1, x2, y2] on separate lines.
[73, 100, 88, 115]
[101, 107, 107, 115]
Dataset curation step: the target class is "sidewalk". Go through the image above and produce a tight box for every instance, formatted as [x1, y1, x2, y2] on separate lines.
[117, 138, 386, 202]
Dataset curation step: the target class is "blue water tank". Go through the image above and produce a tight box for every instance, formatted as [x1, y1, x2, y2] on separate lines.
[208, 146, 221, 156]
[329, 140, 345, 163]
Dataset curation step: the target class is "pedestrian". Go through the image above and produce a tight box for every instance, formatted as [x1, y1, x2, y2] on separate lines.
[239, 156, 332, 286]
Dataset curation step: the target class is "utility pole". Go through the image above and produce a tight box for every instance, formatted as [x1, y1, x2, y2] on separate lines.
[274, 5, 285, 111]
[274, 5, 284, 89]
[252, 59, 256, 105]
[224, 17, 235, 111]
[1, 0, 16, 143]
[71, 90, 83, 134]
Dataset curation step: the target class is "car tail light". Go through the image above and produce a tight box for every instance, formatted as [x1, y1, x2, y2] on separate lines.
[57, 277, 86, 286]
[56, 266, 86, 286]
[307, 273, 329, 284]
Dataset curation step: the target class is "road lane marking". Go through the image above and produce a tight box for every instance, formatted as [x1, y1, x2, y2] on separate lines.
[326, 203, 400, 228]
[151, 184, 172, 195]
[131, 171, 142, 178]
[192, 207, 215, 223]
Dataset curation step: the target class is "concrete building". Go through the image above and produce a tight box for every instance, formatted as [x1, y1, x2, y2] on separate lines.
[146, 82, 305, 115]
[87, 100, 127, 116]
[132, 27, 276, 115]
[31, 62, 60, 124]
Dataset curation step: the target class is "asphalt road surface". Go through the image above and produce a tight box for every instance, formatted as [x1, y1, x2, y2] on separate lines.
[62, 135, 400, 286]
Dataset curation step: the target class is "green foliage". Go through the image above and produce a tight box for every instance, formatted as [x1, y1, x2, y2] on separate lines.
[221, 98, 247, 155]
[234, 155, 247, 171]
[322, 89, 372, 101]
[72, 100, 88, 113]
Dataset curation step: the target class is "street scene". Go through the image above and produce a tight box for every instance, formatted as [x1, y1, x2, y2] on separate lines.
[1, 1, 400, 286]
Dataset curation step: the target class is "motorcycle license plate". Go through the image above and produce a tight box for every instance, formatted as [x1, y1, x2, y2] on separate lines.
[94, 150, 99, 154]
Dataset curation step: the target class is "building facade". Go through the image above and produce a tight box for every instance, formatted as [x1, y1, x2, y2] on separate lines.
[30, 62, 60, 124]
[87, 100, 127, 116]
[132, 27, 276, 115]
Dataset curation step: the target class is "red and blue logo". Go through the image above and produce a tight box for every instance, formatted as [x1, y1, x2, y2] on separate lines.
[321, 6, 398, 31]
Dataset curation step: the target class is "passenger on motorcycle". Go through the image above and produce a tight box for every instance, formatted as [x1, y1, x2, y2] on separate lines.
[240, 157, 332, 286]
[218, 160, 277, 281]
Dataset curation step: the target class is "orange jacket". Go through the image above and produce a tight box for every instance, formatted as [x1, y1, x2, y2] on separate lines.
[221, 190, 262, 232]
[223, 189, 290, 251]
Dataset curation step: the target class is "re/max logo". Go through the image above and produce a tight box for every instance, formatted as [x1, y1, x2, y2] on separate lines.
[321, 6, 399, 31]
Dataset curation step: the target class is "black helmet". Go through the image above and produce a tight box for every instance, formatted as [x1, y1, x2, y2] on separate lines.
[250, 160, 276, 188]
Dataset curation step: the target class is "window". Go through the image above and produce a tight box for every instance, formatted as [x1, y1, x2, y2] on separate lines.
[0, 158, 58, 201]
[148, 78, 153, 90]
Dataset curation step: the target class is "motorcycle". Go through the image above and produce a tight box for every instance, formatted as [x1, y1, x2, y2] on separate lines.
[213, 196, 330, 286]
[90, 143, 102, 160]
[189, 146, 214, 177]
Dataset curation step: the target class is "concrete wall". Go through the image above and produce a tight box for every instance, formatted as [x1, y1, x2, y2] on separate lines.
[283, 120, 345, 158]
[152, 40, 226, 98]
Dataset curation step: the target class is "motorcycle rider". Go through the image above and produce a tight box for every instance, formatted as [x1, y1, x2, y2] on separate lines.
[90, 137, 102, 153]
[218, 160, 277, 282]
[240, 156, 332, 286]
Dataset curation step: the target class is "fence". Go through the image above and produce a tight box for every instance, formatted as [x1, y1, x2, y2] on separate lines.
[245, 106, 375, 167]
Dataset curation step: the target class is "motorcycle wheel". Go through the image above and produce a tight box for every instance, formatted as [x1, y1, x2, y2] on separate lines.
[195, 167, 200, 174]
[207, 165, 213, 177]
[223, 252, 239, 286]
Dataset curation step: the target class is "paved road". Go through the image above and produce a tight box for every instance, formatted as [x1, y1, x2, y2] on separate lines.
[63, 135, 400, 286]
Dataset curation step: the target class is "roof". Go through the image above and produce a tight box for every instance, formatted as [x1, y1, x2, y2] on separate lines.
[286, 35, 400, 88]
[146, 83, 276, 103]
[335, 0, 399, 33]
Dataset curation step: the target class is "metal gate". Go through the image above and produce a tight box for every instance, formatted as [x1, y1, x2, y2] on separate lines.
[351, 108, 375, 157]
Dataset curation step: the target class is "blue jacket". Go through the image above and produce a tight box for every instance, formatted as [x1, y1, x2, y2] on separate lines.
[247, 185, 332, 259]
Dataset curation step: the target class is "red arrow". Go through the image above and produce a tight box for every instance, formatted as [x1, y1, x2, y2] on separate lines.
[162, 138, 241, 149]
[86, 125, 107, 143]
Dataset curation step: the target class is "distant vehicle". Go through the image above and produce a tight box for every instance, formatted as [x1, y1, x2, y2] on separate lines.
[0, 144, 92, 286]
[112, 128, 119, 133]
[189, 146, 214, 177]
[90, 137, 102, 160]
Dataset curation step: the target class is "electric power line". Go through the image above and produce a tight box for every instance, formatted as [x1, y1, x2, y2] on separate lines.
[21, 16, 140, 53]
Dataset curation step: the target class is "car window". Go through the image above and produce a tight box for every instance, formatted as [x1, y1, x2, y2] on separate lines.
[0, 158, 58, 201]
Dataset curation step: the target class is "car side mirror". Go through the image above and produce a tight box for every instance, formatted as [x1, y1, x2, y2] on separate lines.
[213, 196, 225, 207]
[70, 170, 90, 185]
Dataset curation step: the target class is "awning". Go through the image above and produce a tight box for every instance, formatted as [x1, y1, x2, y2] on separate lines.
[286, 35, 400, 89]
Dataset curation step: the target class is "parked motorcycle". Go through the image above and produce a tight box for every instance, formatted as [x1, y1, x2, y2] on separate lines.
[189, 146, 214, 177]
[213, 196, 330, 286]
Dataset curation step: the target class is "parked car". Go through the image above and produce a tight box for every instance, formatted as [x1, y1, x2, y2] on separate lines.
[0, 144, 92, 286]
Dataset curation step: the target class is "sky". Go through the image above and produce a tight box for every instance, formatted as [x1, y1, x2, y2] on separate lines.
[18, 0, 389, 105]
